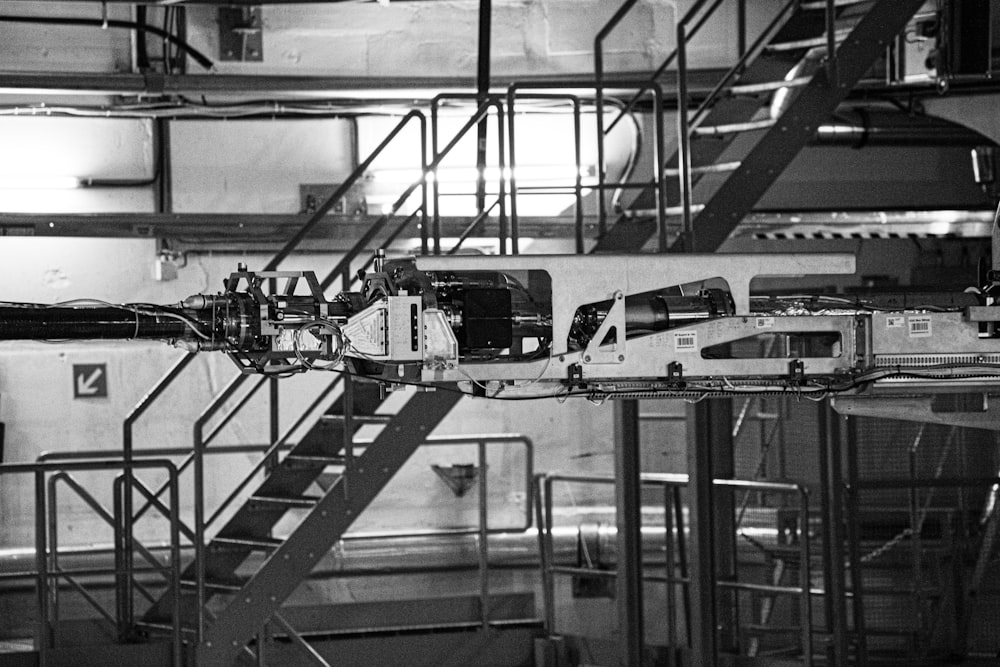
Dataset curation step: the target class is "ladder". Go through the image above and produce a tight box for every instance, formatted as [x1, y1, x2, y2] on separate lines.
[594, 0, 927, 254]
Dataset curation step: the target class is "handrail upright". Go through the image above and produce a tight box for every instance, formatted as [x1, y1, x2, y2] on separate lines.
[594, 0, 639, 237]
[505, 86, 585, 253]
[688, 0, 801, 130]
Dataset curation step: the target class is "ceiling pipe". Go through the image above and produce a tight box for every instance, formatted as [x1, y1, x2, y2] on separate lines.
[814, 108, 991, 148]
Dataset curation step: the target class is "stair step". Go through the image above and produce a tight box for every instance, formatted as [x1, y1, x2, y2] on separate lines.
[180, 577, 247, 592]
[766, 27, 852, 53]
[320, 413, 393, 425]
[728, 76, 812, 96]
[664, 161, 741, 177]
[693, 118, 776, 136]
[800, 0, 871, 10]
[625, 204, 705, 219]
[136, 621, 199, 636]
[211, 535, 284, 551]
[284, 454, 346, 467]
[249, 494, 319, 509]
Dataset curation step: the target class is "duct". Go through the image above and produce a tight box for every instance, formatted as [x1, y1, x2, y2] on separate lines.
[814, 108, 991, 148]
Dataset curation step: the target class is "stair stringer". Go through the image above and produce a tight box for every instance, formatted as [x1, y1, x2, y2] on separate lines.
[195, 388, 462, 665]
[676, 0, 926, 252]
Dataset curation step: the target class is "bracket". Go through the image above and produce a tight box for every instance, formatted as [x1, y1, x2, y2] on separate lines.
[582, 290, 627, 365]
[218, 7, 263, 62]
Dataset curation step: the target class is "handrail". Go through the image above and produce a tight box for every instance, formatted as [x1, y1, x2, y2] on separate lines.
[604, 0, 725, 136]
[505, 87, 585, 254]
[535, 471, 813, 665]
[0, 458, 182, 667]
[593, 0, 639, 235]
[677, 0, 806, 240]
[429, 94, 507, 254]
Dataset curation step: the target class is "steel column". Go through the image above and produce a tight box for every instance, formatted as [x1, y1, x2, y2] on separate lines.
[613, 399, 644, 665]
[819, 402, 849, 662]
[686, 399, 732, 663]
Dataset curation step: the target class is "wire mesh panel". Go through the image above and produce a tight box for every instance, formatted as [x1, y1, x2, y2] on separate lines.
[850, 415, 1000, 661]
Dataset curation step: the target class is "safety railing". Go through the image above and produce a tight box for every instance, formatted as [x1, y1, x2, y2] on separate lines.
[846, 474, 1000, 663]
[246, 432, 535, 667]
[0, 458, 182, 667]
[594, 0, 842, 245]
[676, 0, 833, 238]
[535, 471, 813, 664]
[505, 85, 586, 254]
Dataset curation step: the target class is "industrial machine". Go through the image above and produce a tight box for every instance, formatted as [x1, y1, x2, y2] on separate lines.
[1, 236, 999, 422]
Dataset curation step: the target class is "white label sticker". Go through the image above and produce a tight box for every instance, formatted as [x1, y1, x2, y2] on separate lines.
[755, 317, 774, 328]
[908, 315, 932, 338]
[886, 315, 905, 328]
[674, 331, 697, 352]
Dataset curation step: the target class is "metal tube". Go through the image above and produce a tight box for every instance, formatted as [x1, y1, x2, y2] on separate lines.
[475, 0, 491, 219]
[844, 415, 867, 666]
[799, 486, 814, 667]
[825, 0, 838, 86]
[47, 473, 60, 648]
[542, 476, 556, 632]
[496, 102, 509, 254]
[652, 84, 667, 253]
[431, 99, 442, 255]
[664, 485, 677, 652]
[35, 469, 49, 665]
[676, 21, 694, 249]
[614, 399, 644, 666]
[573, 97, 584, 254]
[478, 440, 490, 628]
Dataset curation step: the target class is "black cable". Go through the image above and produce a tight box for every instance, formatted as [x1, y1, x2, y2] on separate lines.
[0, 15, 214, 71]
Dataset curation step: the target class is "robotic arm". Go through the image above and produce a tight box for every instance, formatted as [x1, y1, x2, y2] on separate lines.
[3, 249, 1000, 405]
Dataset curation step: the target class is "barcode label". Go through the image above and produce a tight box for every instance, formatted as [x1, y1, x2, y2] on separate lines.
[908, 316, 932, 338]
[756, 317, 774, 328]
[886, 316, 904, 328]
[674, 331, 697, 351]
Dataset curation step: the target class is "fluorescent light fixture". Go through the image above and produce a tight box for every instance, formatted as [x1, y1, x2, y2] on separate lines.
[0, 175, 81, 189]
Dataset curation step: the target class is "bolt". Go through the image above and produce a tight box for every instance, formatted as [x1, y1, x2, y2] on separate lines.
[618, 355, 625, 362]
[584, 355, 591, 362]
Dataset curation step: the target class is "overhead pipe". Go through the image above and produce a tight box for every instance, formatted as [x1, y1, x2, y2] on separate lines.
[814, 108, 992, 148]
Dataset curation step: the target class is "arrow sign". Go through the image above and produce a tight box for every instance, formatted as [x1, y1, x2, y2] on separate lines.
[73, 363, 108, 399]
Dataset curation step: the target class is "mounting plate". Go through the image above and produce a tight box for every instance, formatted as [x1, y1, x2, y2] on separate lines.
[218, 7, 263, 62]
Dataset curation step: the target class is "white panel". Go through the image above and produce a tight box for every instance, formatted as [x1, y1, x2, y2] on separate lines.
[0, 1, 133, 72]
[0, 117, 155, 213]
[169, 119, 354, 213]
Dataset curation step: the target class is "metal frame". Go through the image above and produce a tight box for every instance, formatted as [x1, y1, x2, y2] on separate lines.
[0, 458, 182, 667]
[535, 471, 814, 664]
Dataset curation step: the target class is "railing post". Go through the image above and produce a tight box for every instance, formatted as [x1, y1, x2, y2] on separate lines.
[676, 20, 694, 250]
[825, 0, 838, 86]
[35, 469, 50, 665]
[477, 439, 490, 628]
[798, 485, 814, 667]
[594, 0, 639, 238]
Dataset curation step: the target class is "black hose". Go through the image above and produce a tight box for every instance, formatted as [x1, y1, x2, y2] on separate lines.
[0, 306, 190, 340]
[0, 15, 214, 71]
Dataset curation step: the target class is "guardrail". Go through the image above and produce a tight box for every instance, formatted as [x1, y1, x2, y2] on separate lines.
[0, 458, 182, 667]
[535, 471, 813, 664]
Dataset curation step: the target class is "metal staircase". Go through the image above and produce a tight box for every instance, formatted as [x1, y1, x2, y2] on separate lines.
[594, 0, 927, 254]
[141, 380, 461, 665]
